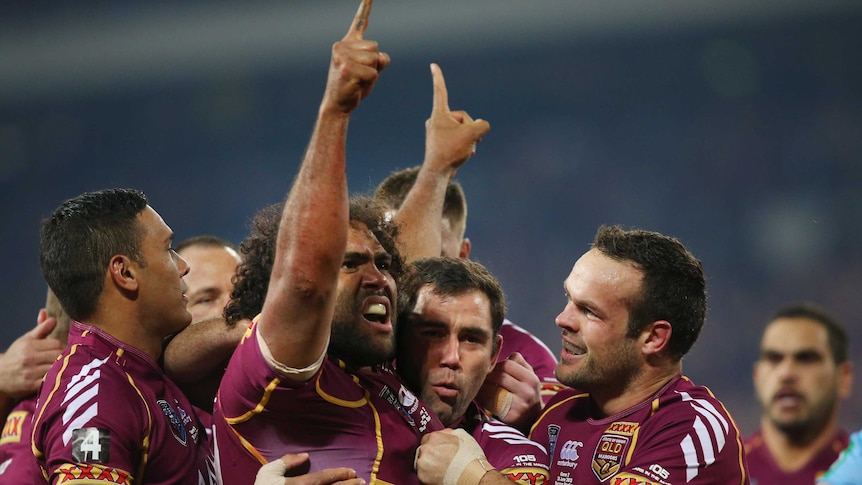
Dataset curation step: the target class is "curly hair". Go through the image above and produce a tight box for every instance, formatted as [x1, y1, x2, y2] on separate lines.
[224, 196, 402, 326]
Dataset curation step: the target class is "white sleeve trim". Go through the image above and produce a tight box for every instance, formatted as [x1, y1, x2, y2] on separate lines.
[256, 323, 327, 379]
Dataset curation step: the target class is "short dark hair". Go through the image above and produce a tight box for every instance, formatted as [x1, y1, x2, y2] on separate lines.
[175, 235, 237, 253]
[592, 225, 706, 360]
[397, 257, 506, 339]
[768, 302, 848, 364]
[224, 196, 403, 326]
[374, 166, 467, 233]
[40, 188, 149, 321]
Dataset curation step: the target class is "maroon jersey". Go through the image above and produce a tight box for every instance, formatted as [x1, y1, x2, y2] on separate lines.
[31, 322, 216, 485]
[461, 402, 550, 485]
[498, 319, 565, 404]
[0, 395, 39, 482]
[530, 375, 749, 484]
[744, 429, 849, 484]
[213, 323, 444, 485]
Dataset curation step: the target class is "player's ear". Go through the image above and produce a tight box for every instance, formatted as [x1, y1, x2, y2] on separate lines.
[459, 238, 471, 259]
[489, 333, 503, 370]
[837, 361, 853, 399]
[641, 320, 671, 356]
[109, 255, 139, 292]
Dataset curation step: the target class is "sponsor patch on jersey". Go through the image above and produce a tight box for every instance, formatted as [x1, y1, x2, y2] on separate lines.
[501, 467, 550, 485]
[605, 421, 639, 437]
[378, 385, 415, 426]
[71, 428, 110, 463]
[0, 410, 28, 445]
[547, 424, 561, 459]
[56, 463, 132, 484]
[608, 472, 660, 485]
[592, 433, 629, 481]
[158, 399, 188, 446]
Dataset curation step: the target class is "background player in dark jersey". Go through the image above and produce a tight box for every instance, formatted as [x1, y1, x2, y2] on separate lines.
[396, 257, 550, 484]
[416, 225, 749, 485]
[746, 302, 853, 483]
[34, 188, 217, 485]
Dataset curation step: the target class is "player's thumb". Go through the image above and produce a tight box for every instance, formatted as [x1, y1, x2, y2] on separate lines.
[31, 311, 57, 339]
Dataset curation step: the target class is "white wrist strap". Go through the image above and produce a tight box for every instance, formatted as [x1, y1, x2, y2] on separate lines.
[256, 323, 327, 378]
[443, 429, 495, 485]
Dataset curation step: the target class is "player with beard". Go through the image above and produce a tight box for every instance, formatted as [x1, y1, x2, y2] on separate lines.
[746, 302, 852, 484]
[212, 2, 488, 484]
[416, 226, 749, 485]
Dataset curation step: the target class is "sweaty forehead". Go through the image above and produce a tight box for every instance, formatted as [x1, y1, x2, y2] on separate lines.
[762, 317, 830, 354]
[347, 223, 384, 252]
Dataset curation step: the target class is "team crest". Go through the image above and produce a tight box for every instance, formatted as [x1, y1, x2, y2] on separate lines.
[591, 422, 638, 482]
[157, 399, 187, 446]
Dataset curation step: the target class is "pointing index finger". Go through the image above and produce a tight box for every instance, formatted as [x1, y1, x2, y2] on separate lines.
[344, 0, 373, 40]
[430, 63, 449, 114]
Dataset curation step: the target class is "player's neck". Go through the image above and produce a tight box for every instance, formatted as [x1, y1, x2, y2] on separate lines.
[761, 416, 839, 472]
[591, 365, 680, 418]
[88, 302, 165, 362]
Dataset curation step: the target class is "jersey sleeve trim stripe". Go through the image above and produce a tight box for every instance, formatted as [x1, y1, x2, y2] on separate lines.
[125, 371, 152, 481]
[224, 377, 282, 425]
[315, 367, 367, 408]
[529, 392, 587, 437]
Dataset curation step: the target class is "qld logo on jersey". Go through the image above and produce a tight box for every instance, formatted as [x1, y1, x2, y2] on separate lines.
[592, 421, 639, 482]
[157, 399, 187, 446]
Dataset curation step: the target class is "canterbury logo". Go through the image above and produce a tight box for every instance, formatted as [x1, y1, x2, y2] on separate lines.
[61, 356, 110, 446]
[559, 440, 582, 461]
[677, 391, 730, 482]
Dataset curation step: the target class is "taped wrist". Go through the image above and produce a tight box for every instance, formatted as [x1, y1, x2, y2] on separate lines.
[487, 386, 513, 420]
[255, 458, 287, 485]
[443, 429, 495, 485]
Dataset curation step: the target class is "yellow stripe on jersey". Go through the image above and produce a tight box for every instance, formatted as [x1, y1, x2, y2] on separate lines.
[224, 377, 282, 424]
[315, 366, 367, 408]
[125, 371, 152, 482]
[32, 343, 81, 476]
[528, 392, 587, 437]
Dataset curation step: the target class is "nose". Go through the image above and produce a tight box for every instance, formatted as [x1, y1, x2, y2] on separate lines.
[439, 335, 461, 369]
[361, 263, 387, 289]
[176, 253, 190, 278]
[775, 357, 798, 382]
[555, 302, 577, 331]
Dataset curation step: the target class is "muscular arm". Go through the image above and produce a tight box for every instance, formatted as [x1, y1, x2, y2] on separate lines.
[258, 0, 389, 374]
[163, 316, 247, 383]
[392, 64, 489, 262]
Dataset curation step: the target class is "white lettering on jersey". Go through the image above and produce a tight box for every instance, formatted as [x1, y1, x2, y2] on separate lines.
[484, 422, 547, 453]
[61, 357, 109, 445]
[677, 391, 731, 482]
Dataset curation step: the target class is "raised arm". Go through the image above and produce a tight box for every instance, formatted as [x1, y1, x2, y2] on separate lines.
[392, 63, 490, 262]
[259, 0, 388, 374]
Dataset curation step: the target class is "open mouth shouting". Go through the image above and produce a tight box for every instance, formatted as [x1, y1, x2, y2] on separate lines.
[361, 295, 391, 331]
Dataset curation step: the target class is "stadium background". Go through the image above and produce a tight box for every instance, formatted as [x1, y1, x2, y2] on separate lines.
[2, 0, 860, 435]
